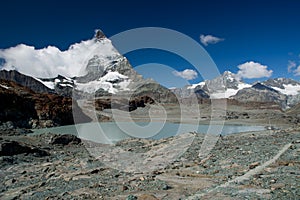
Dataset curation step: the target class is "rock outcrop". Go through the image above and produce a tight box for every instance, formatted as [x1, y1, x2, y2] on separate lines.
[0, 140, 49, 156]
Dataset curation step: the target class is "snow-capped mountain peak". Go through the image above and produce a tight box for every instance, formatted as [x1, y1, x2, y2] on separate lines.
[94, 29, 106, 40]
[100, 71, 128, 82]
[0, 29, 138, 96]
[183, 71, 251, 99]
[187, 81, 205, 89]
[36, 75, 75, 90]
[222, 70, 236, 82]
[263, 78, 300, 95]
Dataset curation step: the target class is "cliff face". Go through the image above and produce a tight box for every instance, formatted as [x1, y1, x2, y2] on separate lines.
[0, 79, 91, 128]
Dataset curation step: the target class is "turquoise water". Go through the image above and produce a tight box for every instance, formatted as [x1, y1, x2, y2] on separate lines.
[32, 122, 265, 144]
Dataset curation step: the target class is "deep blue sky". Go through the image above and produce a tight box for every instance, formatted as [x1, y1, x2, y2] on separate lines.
[1, 0, 300, 87]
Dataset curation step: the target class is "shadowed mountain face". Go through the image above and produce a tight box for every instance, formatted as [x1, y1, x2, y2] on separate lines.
[263, 78, 300, 89]
[0, 70, 53, 94]
[0, 79, 91, 128]
[251, 83, 279, 93]
[233, 83, 288, 109]
[0, 70, 76, 97]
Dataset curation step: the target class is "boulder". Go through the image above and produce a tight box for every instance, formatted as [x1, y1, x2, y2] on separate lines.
[50, 134, 81, 145]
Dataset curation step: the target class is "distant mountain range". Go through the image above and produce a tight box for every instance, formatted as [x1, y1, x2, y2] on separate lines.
[1, 66, 299, 112]
[171, 71, 300, 109]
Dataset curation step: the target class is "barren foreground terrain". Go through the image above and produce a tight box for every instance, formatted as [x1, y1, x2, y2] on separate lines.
[1, 123, 299, 199]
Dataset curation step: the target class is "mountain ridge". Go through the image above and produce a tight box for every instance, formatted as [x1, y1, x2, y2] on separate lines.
[171, 70, 300, 109]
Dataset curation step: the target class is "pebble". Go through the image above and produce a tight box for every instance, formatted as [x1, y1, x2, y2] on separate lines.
[126, 194, 138, 200]
[293, 140, 300, 144]
[162, 184, 171, 190]
[249, 162, 260, 169]
[122, 185, 129, 191]
[138, 194, 159, 200]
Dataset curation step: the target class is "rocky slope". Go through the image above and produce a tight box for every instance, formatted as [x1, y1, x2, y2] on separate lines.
[0, 70, 54, 94]
[0, 127, 299, 199]
[286, 102, 300, 116]
[0, 79, 91, 129]
[233, 83, 288, 109]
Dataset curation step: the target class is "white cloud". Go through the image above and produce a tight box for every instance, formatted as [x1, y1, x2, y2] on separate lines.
[200, 34, 224, 46]
[288, 60, 297, 73]
[236, 61, 273, 80]
[172, 69, 198, 80]
[294, 65, 300, 76]
[0, 37, 119, 78]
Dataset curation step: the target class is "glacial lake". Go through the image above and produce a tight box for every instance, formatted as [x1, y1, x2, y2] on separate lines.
[32, 122, 266, 144]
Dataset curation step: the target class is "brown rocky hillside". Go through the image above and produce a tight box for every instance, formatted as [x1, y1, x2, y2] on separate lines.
[0, 79, 91, 128]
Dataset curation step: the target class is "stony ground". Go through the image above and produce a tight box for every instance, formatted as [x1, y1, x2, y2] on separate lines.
[0, 125, 299, 200]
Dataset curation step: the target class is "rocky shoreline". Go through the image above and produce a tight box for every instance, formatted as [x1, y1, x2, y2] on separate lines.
[1, 125, 299, 199]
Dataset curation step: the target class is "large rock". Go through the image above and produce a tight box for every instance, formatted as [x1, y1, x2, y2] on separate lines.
[50, 134, 81, 145]
[0, 140, 49, 156]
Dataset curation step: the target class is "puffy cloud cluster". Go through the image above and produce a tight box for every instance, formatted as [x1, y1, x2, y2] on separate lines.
[236, 61, 273, 80]
[172, 69, 198, 80]
[200, 34, 224, 46]
[0, 38, 118, 78]
[293, 66, 300, 76]
[288, 60, 300, 76]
